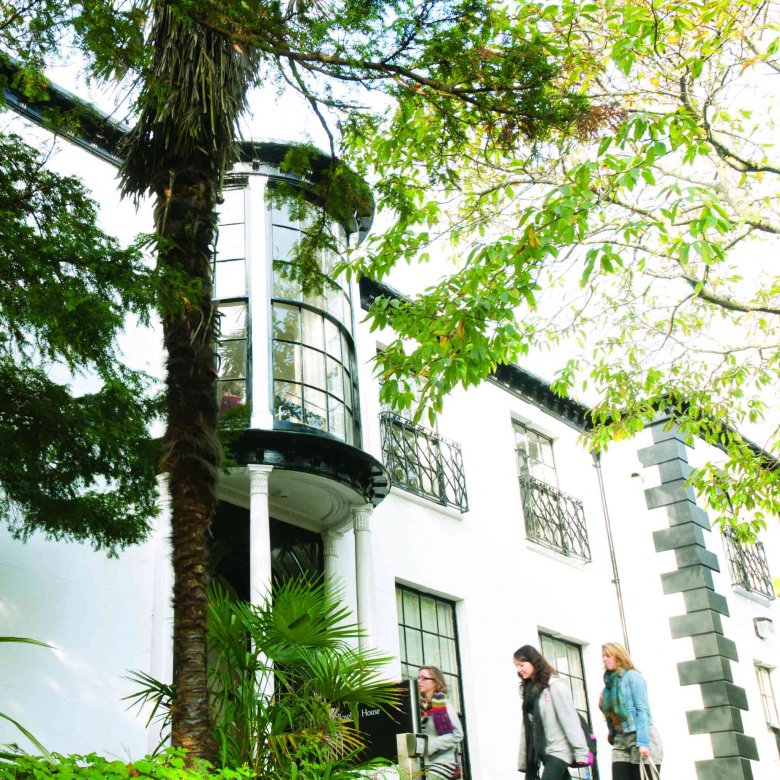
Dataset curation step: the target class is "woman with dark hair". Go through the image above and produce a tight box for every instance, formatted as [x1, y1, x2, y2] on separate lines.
[418, 665, 463, 779]
[600, 642, 663, 779]
[515, 645, 591, 780]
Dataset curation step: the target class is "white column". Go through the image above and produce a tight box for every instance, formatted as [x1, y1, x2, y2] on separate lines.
[352, 503, 376, 650]
[248, 464, 274, 605]
[322, 531, 340, 588]
[247, 176, 275, 430]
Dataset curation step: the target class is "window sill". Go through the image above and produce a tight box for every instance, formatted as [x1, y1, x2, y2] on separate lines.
[525, 539, 591, 570]
[388, 485, 465, 520]
[732, 585, 775, 607]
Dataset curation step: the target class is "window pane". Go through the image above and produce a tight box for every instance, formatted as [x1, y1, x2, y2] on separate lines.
[273, 261, 302, 300]
[219, 302, 246, 338]
[403, 591, 420, 628]
[273, 226, 300, 261]
[437, 603, 454, 638]
[423, 632, 442, 668]
[217, 340, 246, 379]
[324, 319, 341, 359]
[218, 380, 246, 414]
[421, 596, 438, 633]
[218, 188, 244, 222]
[328, 398, 345, 441]
[215, 259, 245, 298]
[302, 346, 325, 389]
[216, 222, 245, 260]
[271, 202, 297, 229]
[405, 628, 423, 666]
[273, 341, 301, 382]
[273, 303, 300, 342]
[327, 358, 343, 398]
[303, 309, 324, 351]
[274, 381, 303, 423]
[303, 387, 326, 430]
[439, 638, 457, 674]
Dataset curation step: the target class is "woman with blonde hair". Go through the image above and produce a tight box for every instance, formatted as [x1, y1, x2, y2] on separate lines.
[417, 666, 463, 778]
[600, 642, 663, 778]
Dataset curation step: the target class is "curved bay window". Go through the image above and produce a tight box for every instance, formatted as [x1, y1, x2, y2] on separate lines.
[215, 186, 249, 416]
[270, 200, 360, 445]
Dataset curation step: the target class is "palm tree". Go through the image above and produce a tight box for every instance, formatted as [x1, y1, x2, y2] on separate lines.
[120, 3, 257, 760]
[128, 577, 399, 779]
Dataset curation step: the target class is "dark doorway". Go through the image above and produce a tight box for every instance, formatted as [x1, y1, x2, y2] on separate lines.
[209, 500, 323, 599]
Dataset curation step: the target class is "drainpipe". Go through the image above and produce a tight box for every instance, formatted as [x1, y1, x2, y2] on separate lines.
[592, 451, 630, 651]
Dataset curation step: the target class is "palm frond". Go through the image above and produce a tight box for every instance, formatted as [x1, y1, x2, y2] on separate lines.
[0, 713, 52, 759]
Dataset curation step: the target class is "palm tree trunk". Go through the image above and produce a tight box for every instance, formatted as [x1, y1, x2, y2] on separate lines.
[120, 1, 257, 762]
[157, 167, 220, 760]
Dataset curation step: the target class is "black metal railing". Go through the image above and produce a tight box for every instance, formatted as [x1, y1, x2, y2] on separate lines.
[519, 475, 591, 561]
[379, 412, 468, 512]
[723, 529, 776, 601]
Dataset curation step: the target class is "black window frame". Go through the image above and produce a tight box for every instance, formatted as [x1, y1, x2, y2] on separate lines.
[396, 584, 470, 779]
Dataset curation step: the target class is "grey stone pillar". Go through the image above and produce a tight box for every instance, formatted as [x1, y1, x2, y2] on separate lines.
[640, 420, 758, 780]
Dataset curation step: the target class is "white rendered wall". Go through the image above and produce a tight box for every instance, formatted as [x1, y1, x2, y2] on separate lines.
[0, 524, 169, 757]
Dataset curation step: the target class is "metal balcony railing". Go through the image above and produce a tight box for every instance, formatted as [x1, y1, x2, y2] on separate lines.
[723, 529, 776, 601]
[519, 475, 591, 561]
[379, 412, 468, 512]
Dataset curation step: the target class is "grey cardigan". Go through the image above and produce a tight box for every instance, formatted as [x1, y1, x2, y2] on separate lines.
[518, 677, 589, 771]
[422, 700, 464, 768]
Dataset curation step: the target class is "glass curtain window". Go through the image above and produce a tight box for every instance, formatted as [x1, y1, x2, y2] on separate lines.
[215, 187, 249, 413]
[270, 199, 359, 444]
[514, 421, 557, 486]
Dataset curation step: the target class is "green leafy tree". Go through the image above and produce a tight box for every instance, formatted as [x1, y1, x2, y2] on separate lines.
[0, 130, 160, 551]
[347, 0, 780, 538]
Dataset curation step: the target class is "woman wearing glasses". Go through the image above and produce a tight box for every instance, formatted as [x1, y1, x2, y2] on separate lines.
[515, 645, 591, 779]
[418, 666, 463, 779]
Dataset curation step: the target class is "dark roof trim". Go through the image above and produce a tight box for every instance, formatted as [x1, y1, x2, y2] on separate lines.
[359, 276, 593, 432]
[2, 57, 374, 236]
[1, 54, 128, 165]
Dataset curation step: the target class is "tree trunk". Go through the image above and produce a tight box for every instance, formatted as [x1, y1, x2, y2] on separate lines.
[156, 162, 221, 761]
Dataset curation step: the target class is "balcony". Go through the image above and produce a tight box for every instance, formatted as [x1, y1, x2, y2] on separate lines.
[379, 412, 468, 512]
[519, 475, 591, 561]
[723, 529, 776, 601]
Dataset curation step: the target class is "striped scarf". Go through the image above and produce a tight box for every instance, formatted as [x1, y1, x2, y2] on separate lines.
[420, 689, 455, 735]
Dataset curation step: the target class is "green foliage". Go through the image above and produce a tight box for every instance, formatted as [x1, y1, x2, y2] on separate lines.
[347, 0, 780, 536]
[0, 749, 253, 780]
[0, 133, 162, 552]
[126, 577, 398, 779]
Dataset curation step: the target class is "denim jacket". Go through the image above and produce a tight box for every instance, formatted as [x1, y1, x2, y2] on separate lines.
[609, 669, 653, 748]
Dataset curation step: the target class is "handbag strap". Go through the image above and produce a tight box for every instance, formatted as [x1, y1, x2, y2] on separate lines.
[639, 758, 661, 780]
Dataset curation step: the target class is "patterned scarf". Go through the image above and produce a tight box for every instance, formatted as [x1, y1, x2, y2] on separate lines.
[522, 683, 546, 780]
[420, 689, 455, 735]
[600, 669, 630, 732]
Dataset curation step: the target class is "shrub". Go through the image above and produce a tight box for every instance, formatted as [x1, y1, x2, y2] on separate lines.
[0, 749, 254, 780]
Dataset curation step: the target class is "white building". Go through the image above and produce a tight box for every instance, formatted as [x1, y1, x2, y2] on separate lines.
[1, 76, 779, 780]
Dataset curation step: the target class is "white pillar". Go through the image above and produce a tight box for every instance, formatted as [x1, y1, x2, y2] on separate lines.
[247, 177, 275, 430]
[323, 531, 340, 587]
[248, 464, 274, 605]
[352, 503, 376, 650]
